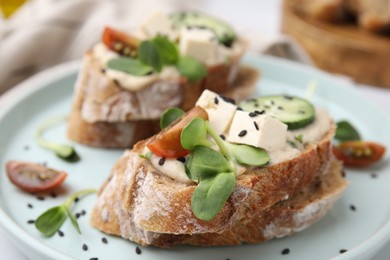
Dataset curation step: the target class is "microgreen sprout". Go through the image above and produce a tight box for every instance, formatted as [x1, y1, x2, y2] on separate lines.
[181, 118, 269, 221]
[295, 134, 304, 143]
[160, 108, 185, 129]
[35, 116, 80, 163]
[35, 188, 96, 236]
[335, 121, 361, 142]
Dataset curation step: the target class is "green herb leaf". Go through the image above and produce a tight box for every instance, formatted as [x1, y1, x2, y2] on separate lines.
[138, 40, 163, 72]
[192, 172, 235, 221]
[176, 56, 207, 82]
[107, 57, 154, 76]
[185, 145, 232, 181]
[181, 118, 211, 150]
[294, 134, 304, 143]
[35, 116, 81, 163]
[225, 142, 269, 166]
[35, 206, 67, 236]
[152, 36, 179, 65]
[335, 121, 361, 141]
[139, 151, 152, 160]
[160, 107, 185, 129]
[65, 208, 81, 234]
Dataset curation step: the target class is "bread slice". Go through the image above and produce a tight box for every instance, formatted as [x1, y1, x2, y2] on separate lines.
[67, 52, 259, 148]
[90, 121, 346, 247]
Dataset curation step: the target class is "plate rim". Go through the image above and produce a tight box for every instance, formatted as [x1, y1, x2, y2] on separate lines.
[0, 55, 389, 260]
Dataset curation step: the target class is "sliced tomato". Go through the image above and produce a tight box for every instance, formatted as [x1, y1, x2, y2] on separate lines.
[333, 141, 386, 168]
[102, 27, 140, 55]
[6, 161, 68, 192]
[147, 106, 208, 158]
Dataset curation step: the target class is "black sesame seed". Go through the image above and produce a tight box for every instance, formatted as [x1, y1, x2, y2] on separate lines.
[298, 110, 306, 114]
[37, 196, 45, 201]
[27, 203, 33, 209]
[113, 79, 120, 87]
[74, 197, 79, 203]
[41, 161, 47, 167]
[75, 213, 81, 219]
[81, 210, 86, 215]
[270, 100, 275, 105]
[371, 173, 377, 178]
[254, 121, 259, 131]
[24, 145, 30, 151]
[27, 219, 35, 224]
[238, 130, 247, 137]
[281, 248, 290, 255]
[176, 157, 186, 163]
[248, 98, 257, 102]
[278, 106, 284, 110]
[350, 205, 356, 211]
[58, 230, 64, 237]
[90, 258, 98, 260]
[214, 97, 219, 105]
[220, 95, 236, 105]
[50, 192, 57, 198]
[342, 170, 346, 178]
[101, 68, 106, 74]
[82, 244, 88, 251]
[254, 103, 259, 107]
[284, 95, 293, 100]
[249, 112, 258, 117]
[158, 157, 166, 166]
[135, 246, 142, 255]
[220, 134, 226, 140]
[236, 107, 243, 111]
[255, 110, 265, 115]
[102, 237, 108, 244]
[340, 249, 348, 254]
[265, 105, 270, 109]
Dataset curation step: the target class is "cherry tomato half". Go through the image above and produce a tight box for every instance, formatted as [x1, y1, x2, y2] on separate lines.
[102, 27, 140, 56]
[6, 161, 68, 192]
[333, 141, 386, 168]
[147, 106, 208, 158]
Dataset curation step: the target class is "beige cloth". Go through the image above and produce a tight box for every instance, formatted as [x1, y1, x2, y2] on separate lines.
[0, 0, 311, 94]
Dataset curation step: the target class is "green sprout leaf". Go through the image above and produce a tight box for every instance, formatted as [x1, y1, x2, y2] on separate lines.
[191, 172, 235, 221]
[35, 206, 67, 237]
[152, 36, 179, 65]
[176, 56, 207, 82]
[181, 118, 212, 150]
[335, 121, 361, 142]
[185, 145, 232, 181]
[139, 151, 152, 160]
[138, 40, 163, 72]
[35, 116, 81, 163]
[35, 188, 96, 237]
[225, 142, 269, 166]
[107, 57, 154, 76]
[160, 107, 185, 129]
[294, 134, 304, 143]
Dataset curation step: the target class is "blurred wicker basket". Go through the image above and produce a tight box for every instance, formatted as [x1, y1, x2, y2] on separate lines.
[282, 0, 390, 89]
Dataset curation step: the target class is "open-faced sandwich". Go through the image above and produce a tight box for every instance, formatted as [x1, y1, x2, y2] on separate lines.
[90, 89, 347, 247]
[67, 11, 259, 148]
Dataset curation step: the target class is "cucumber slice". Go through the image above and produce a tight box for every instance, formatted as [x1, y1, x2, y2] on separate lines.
[239, 95, 315, 130]
[169, 12, 236, 47]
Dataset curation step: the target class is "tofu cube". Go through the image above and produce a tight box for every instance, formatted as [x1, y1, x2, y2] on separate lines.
[141, 12, 178, 40]
[227, 112, 287, 151]
[179, 27, 218, 64]
[196, 90, 236, 134]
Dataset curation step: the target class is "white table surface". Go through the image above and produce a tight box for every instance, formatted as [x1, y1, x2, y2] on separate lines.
[0, 0, 389, 259]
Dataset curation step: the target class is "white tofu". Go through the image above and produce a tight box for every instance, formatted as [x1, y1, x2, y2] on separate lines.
[141, 12, 178, 40]
[179, 27, 219, 64]
[196, 90, 236, 134]
[150, 155, 191, 183]
[227, 112, 288, 151]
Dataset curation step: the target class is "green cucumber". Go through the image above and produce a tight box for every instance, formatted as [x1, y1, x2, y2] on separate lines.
[169, 11, 236, 47]
[239, 95, 315, 130]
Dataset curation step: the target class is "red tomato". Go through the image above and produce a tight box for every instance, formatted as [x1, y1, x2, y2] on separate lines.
[102, 27, 140, 55]
[147, 106, 208, 158]
[6, 161, 68, 192]
[333, 141, 386, 168]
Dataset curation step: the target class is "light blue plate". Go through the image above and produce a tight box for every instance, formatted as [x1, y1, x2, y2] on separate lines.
[0, 56, 389, 260]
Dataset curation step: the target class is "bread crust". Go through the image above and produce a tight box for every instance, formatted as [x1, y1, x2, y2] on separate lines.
[90, 123, 345, 247]
[67, 53, 259, 148]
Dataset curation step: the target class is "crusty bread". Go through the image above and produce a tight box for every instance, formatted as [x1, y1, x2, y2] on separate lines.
[90, 121, 346, 247]
[67, 52, 259, 148]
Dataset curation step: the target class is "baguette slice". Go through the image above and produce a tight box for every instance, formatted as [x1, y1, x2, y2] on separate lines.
[90, 120, 345, 247]
[67, 52, 259, 148]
